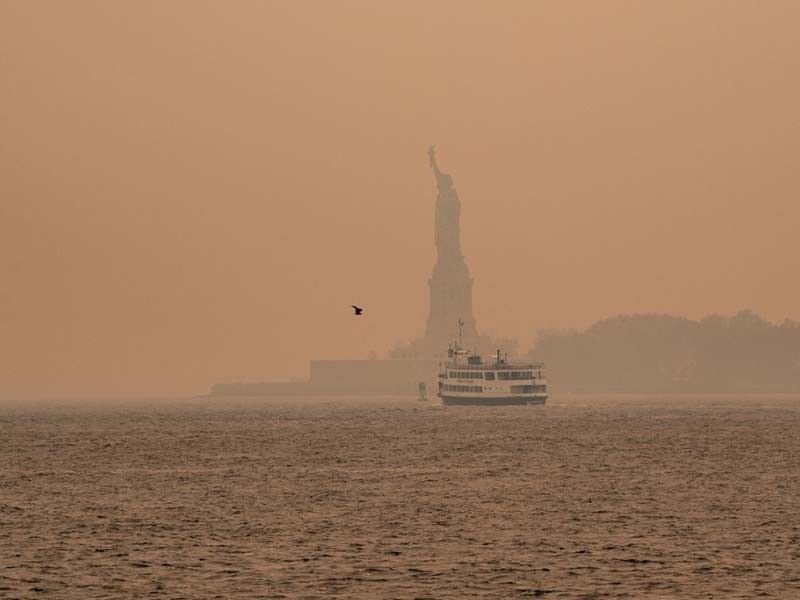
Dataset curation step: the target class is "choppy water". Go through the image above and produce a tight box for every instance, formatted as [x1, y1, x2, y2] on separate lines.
[1, 395, 799, 599]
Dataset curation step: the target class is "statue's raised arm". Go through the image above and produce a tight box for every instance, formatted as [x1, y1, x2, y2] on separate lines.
[428, 145, 453, 191]
[428, 145, 441, 176]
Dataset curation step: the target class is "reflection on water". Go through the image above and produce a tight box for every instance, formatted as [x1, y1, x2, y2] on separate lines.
[1, 395, 799, 599]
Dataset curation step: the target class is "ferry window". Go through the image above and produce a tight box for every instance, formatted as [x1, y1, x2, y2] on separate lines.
[451, 371, 483, 379]
[484, 372, 495, 381]
[507, 371, 532, 380]
[444, 384, 485, 393]
[511, 385, 537, 393]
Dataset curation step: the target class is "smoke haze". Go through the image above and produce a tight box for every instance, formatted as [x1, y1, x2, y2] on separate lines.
[3, 2, 800, 397]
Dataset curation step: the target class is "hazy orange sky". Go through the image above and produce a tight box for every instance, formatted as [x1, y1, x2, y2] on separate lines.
[2, 2, 799, 397]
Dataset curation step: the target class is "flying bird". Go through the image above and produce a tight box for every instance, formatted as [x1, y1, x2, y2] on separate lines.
[351, 305, 363, 315]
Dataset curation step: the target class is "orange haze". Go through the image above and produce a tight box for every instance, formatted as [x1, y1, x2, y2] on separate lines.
[2, 2, 799, 397]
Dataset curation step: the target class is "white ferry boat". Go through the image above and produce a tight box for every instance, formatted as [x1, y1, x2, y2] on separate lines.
[436, 334, 547, 406]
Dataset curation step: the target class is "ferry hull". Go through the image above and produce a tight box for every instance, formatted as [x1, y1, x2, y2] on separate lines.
[440, 395, 547, 406]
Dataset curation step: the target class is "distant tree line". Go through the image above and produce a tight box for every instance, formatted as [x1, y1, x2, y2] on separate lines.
[528, 310, 800, 392]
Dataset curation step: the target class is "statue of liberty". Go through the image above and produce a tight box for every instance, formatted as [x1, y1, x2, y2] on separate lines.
[389, 147, 518, 359]
[428, 145, 462, 260]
